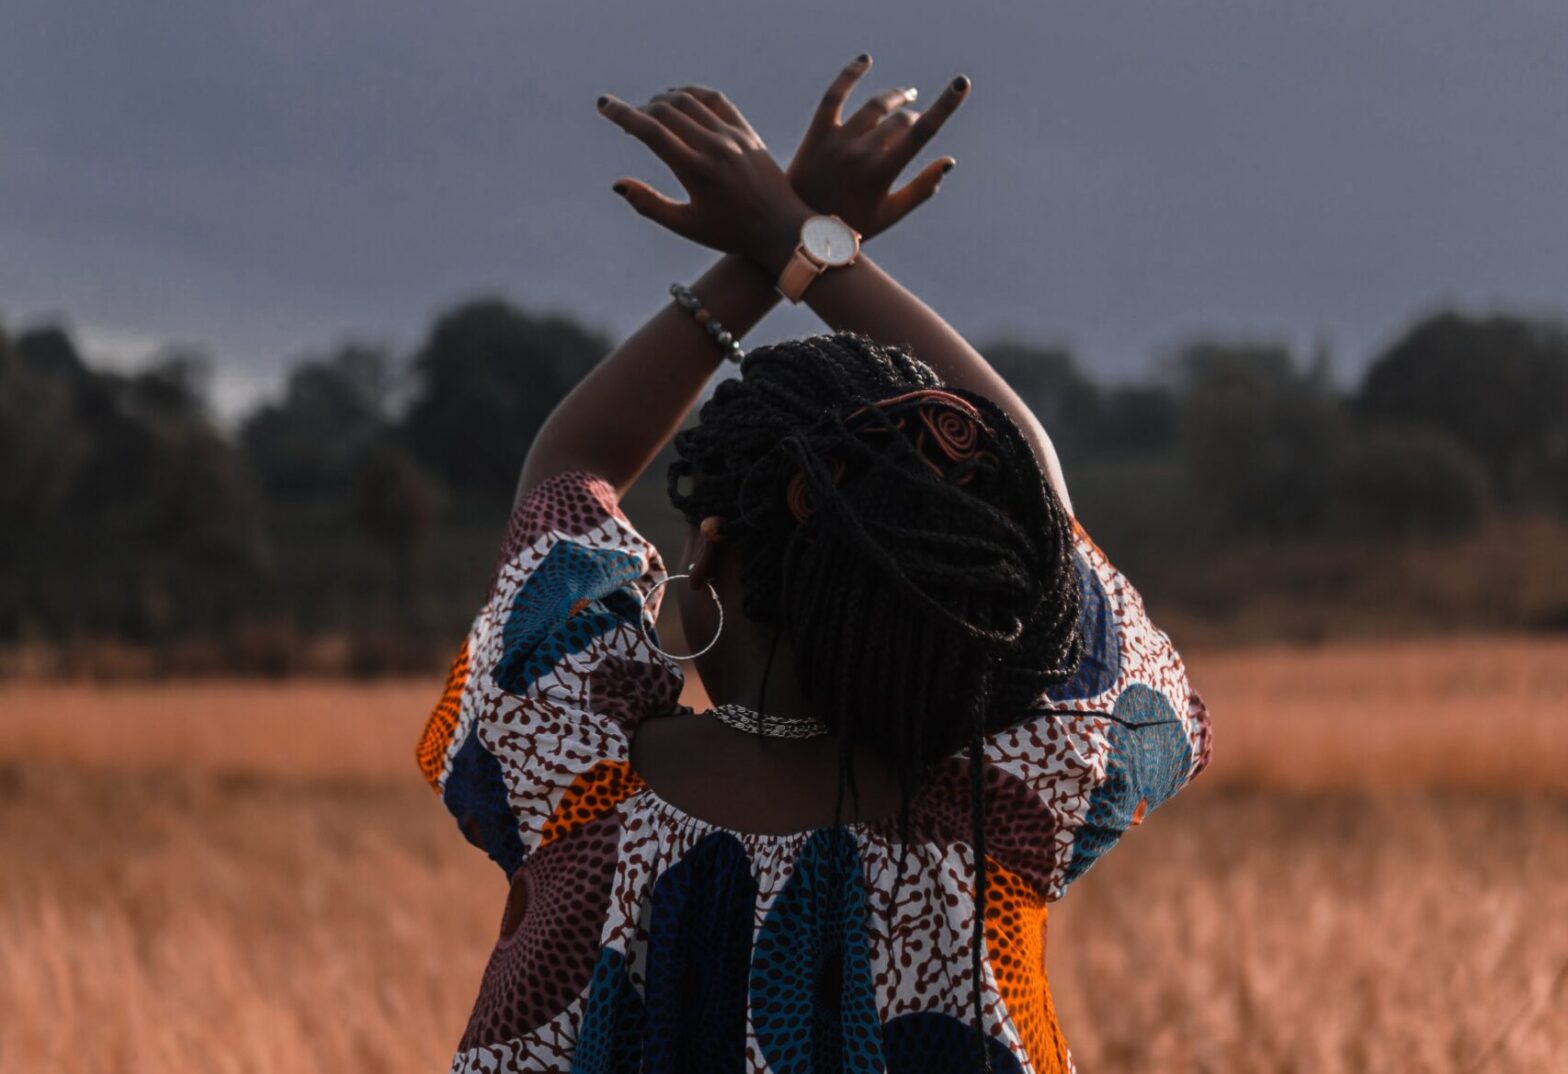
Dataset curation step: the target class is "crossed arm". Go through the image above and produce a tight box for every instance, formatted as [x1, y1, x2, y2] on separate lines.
[516, 57, 1072, 515]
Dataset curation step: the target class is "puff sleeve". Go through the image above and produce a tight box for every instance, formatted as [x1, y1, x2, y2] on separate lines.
[415, 470, 683, 877]
[950, 520, 1214, 901]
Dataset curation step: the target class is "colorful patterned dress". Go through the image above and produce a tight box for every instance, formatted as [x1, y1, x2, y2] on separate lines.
[417, 470, 1212, 1073]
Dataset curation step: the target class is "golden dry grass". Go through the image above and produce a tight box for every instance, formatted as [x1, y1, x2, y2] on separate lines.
[1188, 635, 1568, 794]
[1, 637, 1565, 1073]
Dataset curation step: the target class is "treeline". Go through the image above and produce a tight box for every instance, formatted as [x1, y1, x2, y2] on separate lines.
[2, 301, 1566, 676]
[994, 316, 1568, 542]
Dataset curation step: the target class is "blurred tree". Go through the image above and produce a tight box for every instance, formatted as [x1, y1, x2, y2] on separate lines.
[149, 425, 266, 570]
[65, 371, 161, 528]
[241, 343, 393, 498]
[402, 299, 607, 497]
[1098, 385, 1179, 457]
[979, 341, 1104, 463]
[1176, 340, 1345, 537]
[979, 341, 1179, 462]
[352, 439, 440, 603]
[1330, 426, 1491, 538]
[0, 327, 88, 529]
[15, 324, 89, 384]
[1359, 312, 1568, 505]
[126, 347, 214, 426]
[114, 353, 266, 639]
[41, 346, 220, 528]
[0, 323, 269, 643]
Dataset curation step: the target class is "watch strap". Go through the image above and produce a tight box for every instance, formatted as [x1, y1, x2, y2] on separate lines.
[776, 248, 824, 304]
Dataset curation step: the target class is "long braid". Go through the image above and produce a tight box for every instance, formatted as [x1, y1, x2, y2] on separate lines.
[969, 661, 994, 1071]
[669, 332, 1081, 1070]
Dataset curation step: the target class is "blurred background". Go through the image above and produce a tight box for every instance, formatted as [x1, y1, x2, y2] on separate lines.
[2, 2, 1564, 1072]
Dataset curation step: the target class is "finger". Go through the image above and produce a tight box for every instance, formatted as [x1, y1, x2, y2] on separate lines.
[599, 94, 695, 167]
[906, 74, 970, 150]
[806, 54, 872, 140]
[652, 89, 724, 132]
[641, 98, 723, 152]
[844, 86, 918, 135]
[672, 84, 756, 137]
[612, 178, 695, 234]
[867, 109, 921, 174]
[873, 108, 920, 146]
[880, 156, 954, 230]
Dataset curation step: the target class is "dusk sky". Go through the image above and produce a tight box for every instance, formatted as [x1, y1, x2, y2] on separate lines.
[3, 0, 1564, 419]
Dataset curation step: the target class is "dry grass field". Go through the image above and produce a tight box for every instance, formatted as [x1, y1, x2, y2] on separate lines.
[2, 637, 1565, 1073]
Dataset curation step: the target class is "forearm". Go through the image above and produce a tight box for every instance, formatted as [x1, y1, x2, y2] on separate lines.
[801, 252, 1073, 512]
[515, 253, 782, 506]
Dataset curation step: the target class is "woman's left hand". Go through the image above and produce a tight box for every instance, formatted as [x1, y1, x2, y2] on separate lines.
[787, 56, 968, 240]
[598, 91, 815, 277]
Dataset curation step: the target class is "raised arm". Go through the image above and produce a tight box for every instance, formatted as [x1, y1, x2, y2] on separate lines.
[783, 59, 1073, 511]
[795, 252, 1072, 514]
[525, 59, 1070, 512]
[519, 66, 965, 505]
[514, 251, 777, 506]
[516, 92, 801, 504]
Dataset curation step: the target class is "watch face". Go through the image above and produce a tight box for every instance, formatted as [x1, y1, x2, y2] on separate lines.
[801, 216, 858, 266]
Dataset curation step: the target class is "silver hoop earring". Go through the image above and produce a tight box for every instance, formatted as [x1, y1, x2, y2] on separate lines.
[640, 564, 724, 661]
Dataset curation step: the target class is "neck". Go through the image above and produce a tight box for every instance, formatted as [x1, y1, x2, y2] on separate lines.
[700, 626, 818, 721]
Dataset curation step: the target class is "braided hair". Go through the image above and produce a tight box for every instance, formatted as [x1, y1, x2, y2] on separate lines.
[668, 332, 1082, 1068]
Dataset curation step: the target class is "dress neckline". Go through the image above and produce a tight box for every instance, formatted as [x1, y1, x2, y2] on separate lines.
[630, 783, 886, 846]
[627, 705, 909, 842]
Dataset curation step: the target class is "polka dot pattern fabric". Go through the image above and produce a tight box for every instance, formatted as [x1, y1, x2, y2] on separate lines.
[883, 1011, 1025, 1074]
[458, 811, 625, 1050]
[642, 832, 756, 1071]
[539, 761, 645, 849]
[419, 471, 1212, 1073]
[571, 948, 642, 1074]
[418, 637, 469, 790]
[750, 830, 881, 1074]
[1045, 539, 1121, 703]
[983, 864, 1071, 1074]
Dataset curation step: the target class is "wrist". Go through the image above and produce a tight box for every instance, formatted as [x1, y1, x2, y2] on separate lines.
[748, 201, 815, 279]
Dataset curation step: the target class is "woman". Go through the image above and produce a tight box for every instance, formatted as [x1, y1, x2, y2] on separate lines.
[418, 56, 1211, 1074]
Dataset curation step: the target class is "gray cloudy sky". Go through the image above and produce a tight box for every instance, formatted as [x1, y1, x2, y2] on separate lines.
[3, 0, 1565, 419]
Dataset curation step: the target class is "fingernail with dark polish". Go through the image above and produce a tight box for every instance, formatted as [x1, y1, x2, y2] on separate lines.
[952, 75, 970, 92]
[941, 161, 955, 174]
[856, 53, 870, 63]
[597, 95, 609, 109]
[612, 182, 628, 196]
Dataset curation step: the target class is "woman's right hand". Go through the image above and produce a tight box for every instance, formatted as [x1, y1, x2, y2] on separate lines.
[784, 55, 971, 240]
[598, 88, 817, 276]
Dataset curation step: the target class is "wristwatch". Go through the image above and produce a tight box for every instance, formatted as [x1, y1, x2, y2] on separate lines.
[775, 214, 861, 303]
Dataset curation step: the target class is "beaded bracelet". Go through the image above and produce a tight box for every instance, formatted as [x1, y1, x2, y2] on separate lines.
[670, 283, 744, 364]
